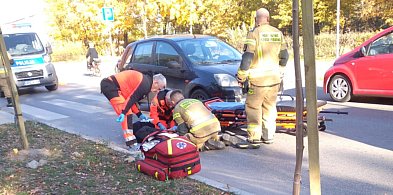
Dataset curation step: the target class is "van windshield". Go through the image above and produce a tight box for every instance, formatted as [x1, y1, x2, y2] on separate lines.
[4, 33, 44, 56]
[176, 38, 242, 65]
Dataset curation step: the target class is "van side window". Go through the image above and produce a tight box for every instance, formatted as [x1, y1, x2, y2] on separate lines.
[156, 42, 180, 67]
[133, 42, 154, 64]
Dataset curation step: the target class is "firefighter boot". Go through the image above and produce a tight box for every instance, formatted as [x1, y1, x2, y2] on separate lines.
[203, 139, 225, 151]
[261, 137, 274, 144]
[235, 139, 261, 149]
[221, 133, 246, 146]
[6, 97, 13, 107]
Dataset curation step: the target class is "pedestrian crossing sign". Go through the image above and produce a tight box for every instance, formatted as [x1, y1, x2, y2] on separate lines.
[102, 7, 114, 21]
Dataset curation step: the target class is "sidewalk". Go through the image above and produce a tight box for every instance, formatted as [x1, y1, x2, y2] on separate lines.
[0, 105, 13, 124]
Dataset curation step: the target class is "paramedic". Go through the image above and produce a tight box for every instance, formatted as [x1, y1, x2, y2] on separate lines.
[168, 90, 225, 151]
[100, 70, 166, 147]
[236, 8, 289, 146]
[86, 42, 99, 69]
[150, 89, 176, 130]
[0, 52, 13, 107]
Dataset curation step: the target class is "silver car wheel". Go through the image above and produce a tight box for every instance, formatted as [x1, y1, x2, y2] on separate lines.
[329, 75, 352, 102]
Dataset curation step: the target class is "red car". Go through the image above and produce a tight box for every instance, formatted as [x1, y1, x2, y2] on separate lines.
[323, 26, 393, 102]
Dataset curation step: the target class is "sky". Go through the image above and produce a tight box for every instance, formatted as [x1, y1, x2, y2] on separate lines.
[0, 0, 49, 35]
[0, 0, 45, 25]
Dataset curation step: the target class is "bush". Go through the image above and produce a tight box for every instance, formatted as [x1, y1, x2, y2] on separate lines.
[339, 31, 376, 54]
[51, 30, 378, 62]
[222, 28, 377, 60]
[222, 23, 248, 52]
[51, 41, 85, 62]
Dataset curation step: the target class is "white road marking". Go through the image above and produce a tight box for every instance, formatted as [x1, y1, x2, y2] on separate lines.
[75, 94, 107, 102]
[42, 99, 108, 113]
[20, 104, 68, 120]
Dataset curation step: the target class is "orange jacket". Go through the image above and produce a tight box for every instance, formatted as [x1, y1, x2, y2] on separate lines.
[150, 89, 175, 128]
[112, 70, 152, 115]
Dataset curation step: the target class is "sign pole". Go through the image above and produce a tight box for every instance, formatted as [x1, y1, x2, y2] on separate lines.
[143, 0, 148, 38]
[108, 22, 114, 56]
[0, 27, 29, 150]
[336, 0, 341, 58]
[102, 7, 115, 55]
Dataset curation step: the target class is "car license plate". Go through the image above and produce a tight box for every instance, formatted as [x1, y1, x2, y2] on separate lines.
[24, 79, 40, 85]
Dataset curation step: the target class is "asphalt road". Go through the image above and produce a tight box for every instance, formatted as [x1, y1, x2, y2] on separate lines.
[1, 57, 392, 195]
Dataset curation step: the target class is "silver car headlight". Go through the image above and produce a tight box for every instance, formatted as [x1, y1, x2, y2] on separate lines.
[214, 74, 238, 87]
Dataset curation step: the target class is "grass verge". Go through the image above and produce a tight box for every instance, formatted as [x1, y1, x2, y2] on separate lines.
[0, 121, 228, 194]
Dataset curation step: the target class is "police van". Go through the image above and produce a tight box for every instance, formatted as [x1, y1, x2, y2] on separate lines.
[3, 29, 58, 91]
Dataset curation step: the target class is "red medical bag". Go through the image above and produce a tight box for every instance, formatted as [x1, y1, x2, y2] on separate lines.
[136, 134, 201, 181]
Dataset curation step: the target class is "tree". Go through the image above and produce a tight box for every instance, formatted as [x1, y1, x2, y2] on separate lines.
[45, 0, 393, 57]
[46, 0, 107, 52]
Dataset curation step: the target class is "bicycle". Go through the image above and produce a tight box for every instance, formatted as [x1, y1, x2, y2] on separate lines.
[87, 58, 101, 77]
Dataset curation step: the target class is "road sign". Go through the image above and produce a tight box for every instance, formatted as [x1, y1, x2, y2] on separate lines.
[102, 7, 114, 21]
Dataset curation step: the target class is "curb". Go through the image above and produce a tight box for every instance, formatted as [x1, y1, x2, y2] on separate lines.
[190, 175, 255, 195]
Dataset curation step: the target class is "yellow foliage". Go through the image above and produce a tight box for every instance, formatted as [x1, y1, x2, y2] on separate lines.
[46, 0, 392, 56]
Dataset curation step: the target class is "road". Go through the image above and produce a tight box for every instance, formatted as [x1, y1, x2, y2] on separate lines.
[1, 57, 392, 195]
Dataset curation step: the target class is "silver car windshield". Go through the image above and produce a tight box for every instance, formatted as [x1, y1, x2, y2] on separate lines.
[4, 33, 45, 56]
[176, 38, 241, 65]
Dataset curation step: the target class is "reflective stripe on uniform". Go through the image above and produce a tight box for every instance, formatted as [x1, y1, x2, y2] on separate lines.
[237, 69, 249, 81]
[244, 38, 256, 46]
[247, 123, 262, 140]
[173, 112, 181, 120]
[247, 123, 260, 133]
[247, 66, 280, 79]
[257, 44, 263, 60]
[123, 129, 135, 141]
[248, 88, 254, 95]
[190, 117, 219, 134]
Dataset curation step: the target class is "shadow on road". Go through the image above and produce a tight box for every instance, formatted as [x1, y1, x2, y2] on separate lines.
[283, 86, 393, 151]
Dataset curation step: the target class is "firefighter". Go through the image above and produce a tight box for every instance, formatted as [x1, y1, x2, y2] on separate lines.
[0, 52, 13, 107]
[100, 70, 166, 147]
[236, 8, 289, 148]
[168, 90, 225, 151]
[149, 89, 175, 130]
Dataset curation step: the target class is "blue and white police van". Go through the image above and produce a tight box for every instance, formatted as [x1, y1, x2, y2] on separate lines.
[3, 29, 58, 91]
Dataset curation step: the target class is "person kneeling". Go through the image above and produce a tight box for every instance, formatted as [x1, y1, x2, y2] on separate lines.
[168, 90, 225, 151]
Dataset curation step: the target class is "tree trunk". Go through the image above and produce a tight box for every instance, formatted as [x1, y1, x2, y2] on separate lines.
[292, 0, 304, 194]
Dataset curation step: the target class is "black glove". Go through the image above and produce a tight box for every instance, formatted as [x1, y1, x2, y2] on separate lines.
[242, 79, 249, 94]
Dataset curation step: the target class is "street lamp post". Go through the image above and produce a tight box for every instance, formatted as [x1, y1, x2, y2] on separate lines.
[144, 0, 148, 38]
[189, 0, 194, 34]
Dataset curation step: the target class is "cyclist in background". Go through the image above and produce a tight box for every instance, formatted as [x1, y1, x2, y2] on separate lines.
[86, 42, 99, 70]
